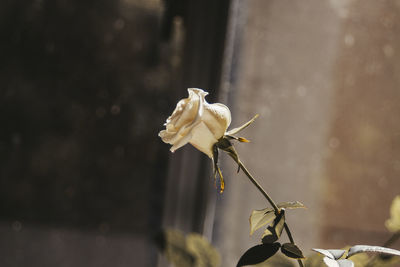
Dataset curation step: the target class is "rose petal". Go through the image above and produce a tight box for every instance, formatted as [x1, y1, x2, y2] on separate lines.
[170, 132, 193, 152]
[202, 102, 231, 139]
[189, 122, 219, 158]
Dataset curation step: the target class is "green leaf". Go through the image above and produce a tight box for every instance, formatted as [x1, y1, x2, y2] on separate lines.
[236, 243, 281, 267]
[347, 245, 400, 258]
[261, 228, 278, 244]
[274, 210, 285, 238]
[262, 210, 285, 244]
[277, 201, 306, 210]
[249, 209, 276, 236]
[187, 233, 221, 267]
[249, 202, 305, 236]
[385, 195, 400, 232]
[280, 243, 305, 259]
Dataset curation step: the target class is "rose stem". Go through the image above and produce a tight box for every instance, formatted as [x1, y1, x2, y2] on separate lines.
[234, 158, 304, 267]
[283, 223, 304, 266]
[236, 161, 279, 213]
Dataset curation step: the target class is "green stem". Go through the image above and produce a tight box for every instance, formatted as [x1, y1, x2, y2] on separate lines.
[284, 223, 304, 267]
[236, 159, 304, 267]
[284, 223, 295, 244]
[237, 161, 280, 213]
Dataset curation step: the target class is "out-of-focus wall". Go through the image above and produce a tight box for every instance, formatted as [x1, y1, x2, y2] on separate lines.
[0, 0, 175, 266]
[322, 0, 400, 247]
[213, 0, 400, 265]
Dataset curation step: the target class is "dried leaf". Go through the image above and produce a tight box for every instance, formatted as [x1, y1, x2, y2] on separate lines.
[238, 137, 250, 143]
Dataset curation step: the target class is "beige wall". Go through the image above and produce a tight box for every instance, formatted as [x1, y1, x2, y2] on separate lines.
[322, 0, 400, 247]
[213, 0, 400, 265]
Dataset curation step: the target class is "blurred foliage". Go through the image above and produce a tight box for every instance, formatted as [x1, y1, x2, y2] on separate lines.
[254, 253, 295, 267]
[342, 253, 369, 267]
[386, 195, 400, 233]
[304, 252, 325, 267]
[370, 254, 400, 267]
[156, 229, 220, 267]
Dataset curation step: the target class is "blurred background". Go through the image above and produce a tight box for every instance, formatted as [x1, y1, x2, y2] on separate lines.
[1, 0, 400, 266]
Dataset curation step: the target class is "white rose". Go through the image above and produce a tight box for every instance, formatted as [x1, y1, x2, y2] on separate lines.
[159, 88, 231, 158]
